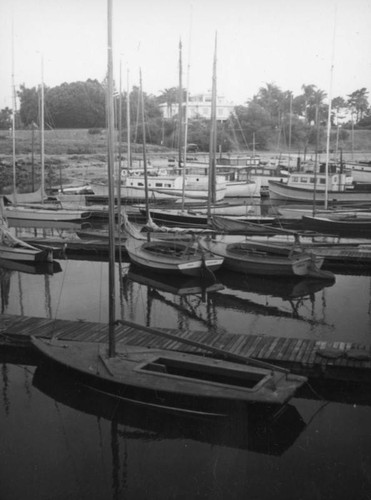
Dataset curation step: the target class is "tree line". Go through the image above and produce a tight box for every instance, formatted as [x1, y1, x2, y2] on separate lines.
[0, 79, 369, 152]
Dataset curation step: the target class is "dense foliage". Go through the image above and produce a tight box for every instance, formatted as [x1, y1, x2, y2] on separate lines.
[2, 79, 369, 152]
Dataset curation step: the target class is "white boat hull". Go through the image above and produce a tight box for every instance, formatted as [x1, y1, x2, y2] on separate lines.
[5, 206, 91, 222]
[91, 174, 226, 202]
[268, 180, 371, 204]
[125, 236, 224, 276]
[224, 181, 260, 198]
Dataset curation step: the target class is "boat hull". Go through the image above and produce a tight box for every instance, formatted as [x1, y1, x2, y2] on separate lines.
[0, 246, 50, 262]
[5, 206, 91, 222]
[125, 236, 224, 276]
[143, 203, 260, 229]
[268, 180, 371, 204]
[224, 181, 260, 198]
[91, 175, 226, 202]
[302, 215, 371, 236]
[200, 238, 327, 277]
[31, 338, 307, 412]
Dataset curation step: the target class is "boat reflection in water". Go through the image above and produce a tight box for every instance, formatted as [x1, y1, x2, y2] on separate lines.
[218, 270, 335, 300]
[124, 264, 224, 296]
[0, 260, 62, 315]
[215, 270, 335, 320]
[122, 263, 225, 330]
[32, 366, 306, 457]
[0, 259, 62, 276]
[121, 263, 335, 326]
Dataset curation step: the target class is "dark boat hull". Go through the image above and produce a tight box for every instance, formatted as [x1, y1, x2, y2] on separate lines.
[302, 215, 371, 236]
[31, 338, 306, 415]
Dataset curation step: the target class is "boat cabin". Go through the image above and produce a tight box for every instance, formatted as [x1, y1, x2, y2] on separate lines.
[287, 170, 353, 192]
[216, 155, 260, 167]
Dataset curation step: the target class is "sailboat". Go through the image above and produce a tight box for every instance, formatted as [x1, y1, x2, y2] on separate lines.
[143, 39, 251, 228]
[0, 198, 53, 262]
[123, 63, 224, 277]
[199, 235, 334, 278]
[33, 365, 307, 456]
[31, 1, 307, 415]
[5, 56, 92, 223]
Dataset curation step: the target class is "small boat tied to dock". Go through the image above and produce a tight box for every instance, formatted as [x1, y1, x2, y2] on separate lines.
[2, 314, 371, 386]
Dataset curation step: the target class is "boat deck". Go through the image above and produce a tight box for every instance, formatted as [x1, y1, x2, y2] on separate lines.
[1, 314, 370, 382]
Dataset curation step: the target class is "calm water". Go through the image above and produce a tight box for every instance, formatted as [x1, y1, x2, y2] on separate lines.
[1, 244, 371, 498]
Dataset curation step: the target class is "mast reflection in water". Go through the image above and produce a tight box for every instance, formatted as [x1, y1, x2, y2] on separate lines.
[1, 258, 371, 498]
[2, 350, 371, 499]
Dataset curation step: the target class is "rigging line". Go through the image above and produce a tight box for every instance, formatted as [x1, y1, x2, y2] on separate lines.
[17, 271, 24, 316]
[51, 259, 70, 326]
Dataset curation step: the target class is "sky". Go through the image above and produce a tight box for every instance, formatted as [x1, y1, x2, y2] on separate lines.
[1, 0, 371, 110]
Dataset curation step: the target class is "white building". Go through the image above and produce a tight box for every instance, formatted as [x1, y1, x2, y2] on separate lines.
[159, 92, 235, 121]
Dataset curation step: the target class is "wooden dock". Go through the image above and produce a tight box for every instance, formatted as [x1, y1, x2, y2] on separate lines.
[20, 235, 371, 266]
[313, 245, 371, 265]
[1, 314, 371, 382]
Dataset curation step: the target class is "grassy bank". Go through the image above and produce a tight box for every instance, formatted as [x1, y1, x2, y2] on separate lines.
[0, 128, 370, 194]
[0, 128, 174, 193]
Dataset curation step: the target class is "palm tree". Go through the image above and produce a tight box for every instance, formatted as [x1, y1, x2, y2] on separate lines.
[300, 84, 326, 124]
[347, 88, 369, 123]
[158, 87, 180, 118]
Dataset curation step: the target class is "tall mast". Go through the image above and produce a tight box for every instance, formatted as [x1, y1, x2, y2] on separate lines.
[11, 18, 17, 205]
[182, 9, 193, 211]
[117, 58, 122, 232]
[40, 54, 45, 202]
[208, 33, 217, 217]
[324, 6, 337, 210]
[139, 69, 150, 226]
[288, 93, 292, 170]
[126, 69, 131, 169]
[178, 39, 183, 171]
[107, 0, 116, 357]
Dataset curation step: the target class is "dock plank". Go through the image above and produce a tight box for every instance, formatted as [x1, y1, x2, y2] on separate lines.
[2, 314, 371, 382]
